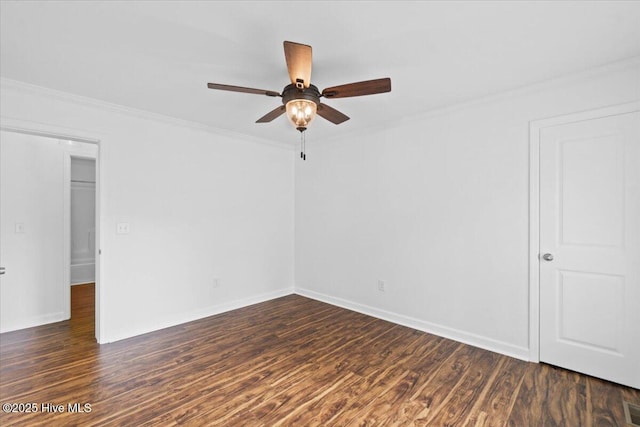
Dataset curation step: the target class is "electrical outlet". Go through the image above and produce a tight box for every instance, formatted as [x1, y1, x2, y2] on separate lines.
[377, 280, 385, 292]
[213, 278, 220, 288]
[116, 223, 130, 234]
[15, 223, 25, 233]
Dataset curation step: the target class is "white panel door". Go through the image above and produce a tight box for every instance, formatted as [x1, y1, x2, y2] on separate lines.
[539, 111, 640, 388]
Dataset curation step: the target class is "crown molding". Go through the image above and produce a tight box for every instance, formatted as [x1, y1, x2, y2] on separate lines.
[317, 55, 640, 145]
[0, 77, 294, 151]
[3, 55, 638, 150]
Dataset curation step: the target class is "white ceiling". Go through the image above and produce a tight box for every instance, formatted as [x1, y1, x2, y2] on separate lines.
[2, 1, 640, 144]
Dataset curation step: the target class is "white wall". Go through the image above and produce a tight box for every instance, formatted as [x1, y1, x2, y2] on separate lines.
[294, 59, 640, 359]
[1, 133, 61, 330]
[0, 79, 295, 342]
[2, 59, 637, 358]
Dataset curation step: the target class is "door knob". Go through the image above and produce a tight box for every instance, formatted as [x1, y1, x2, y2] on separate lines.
[542, 253, 554, 261]
[0, 267, 5, 275]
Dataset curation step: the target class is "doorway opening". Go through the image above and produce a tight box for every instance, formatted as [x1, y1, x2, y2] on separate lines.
[70, 283, 95, 337]
[70, 157, 96, 328]
[528, 101, 640, 389]
[0, 128, 100, 341]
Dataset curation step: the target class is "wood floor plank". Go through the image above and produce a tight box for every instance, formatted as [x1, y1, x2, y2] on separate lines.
[420, 347, 503, 426]
[507, 362, 592, 427]
[463, 355, 529, 427]
[588, 376, 628, 427]
[1, 291, 637, 426]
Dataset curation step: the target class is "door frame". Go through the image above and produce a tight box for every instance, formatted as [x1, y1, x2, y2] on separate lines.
[64, 153, 98, 319]
[0, 116, 104, 343]
[528, 100, 640, 362]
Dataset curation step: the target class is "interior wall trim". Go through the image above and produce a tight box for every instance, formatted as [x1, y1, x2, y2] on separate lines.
[295, 287, 530, 362]
[315, 55, 640, 146]
[0, 78, 293, 151]
[101, 287, 295, 344]
[527, 100, 640, 362]
[0, 311, 65, 334]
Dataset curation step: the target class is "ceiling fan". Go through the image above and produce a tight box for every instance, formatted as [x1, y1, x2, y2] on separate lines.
[207, 41, 391, 134]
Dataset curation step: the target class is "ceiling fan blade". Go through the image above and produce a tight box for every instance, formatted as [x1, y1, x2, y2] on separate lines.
[321, 78, 391, 99]
[207, 83, 280, 97]
[256, 105, 286, 123]
[283, 41, 312, 89]
[317, 103, 350, 125]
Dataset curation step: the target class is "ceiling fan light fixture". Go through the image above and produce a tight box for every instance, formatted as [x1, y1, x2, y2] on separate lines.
[286, 99, 317, 131]
[207, 41, 391, 136]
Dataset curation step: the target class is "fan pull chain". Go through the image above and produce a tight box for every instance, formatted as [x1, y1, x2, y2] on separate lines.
[299, 131, 307, 161]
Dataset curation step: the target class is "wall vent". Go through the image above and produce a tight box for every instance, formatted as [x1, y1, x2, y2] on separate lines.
[624, 401, 640, 427]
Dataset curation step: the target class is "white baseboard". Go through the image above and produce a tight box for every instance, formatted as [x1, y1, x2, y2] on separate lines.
[4, 284, 529, 363]
[0, 311, 66, 334]
[71, 262, 95, 285]
[100, 287, 295, 344]
[295, 287, 530, 361]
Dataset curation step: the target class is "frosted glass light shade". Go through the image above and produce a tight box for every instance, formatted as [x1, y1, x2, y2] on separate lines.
[286, 99, 317, 130]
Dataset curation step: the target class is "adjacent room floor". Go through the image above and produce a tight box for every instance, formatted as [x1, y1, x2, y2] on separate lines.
[1, 286, 637, 426]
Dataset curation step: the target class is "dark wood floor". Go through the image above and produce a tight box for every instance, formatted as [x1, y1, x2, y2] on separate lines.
[0, 285, 637, 426]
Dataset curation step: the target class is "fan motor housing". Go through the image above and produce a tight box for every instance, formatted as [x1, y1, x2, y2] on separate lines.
[281, 84, 321, 106]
